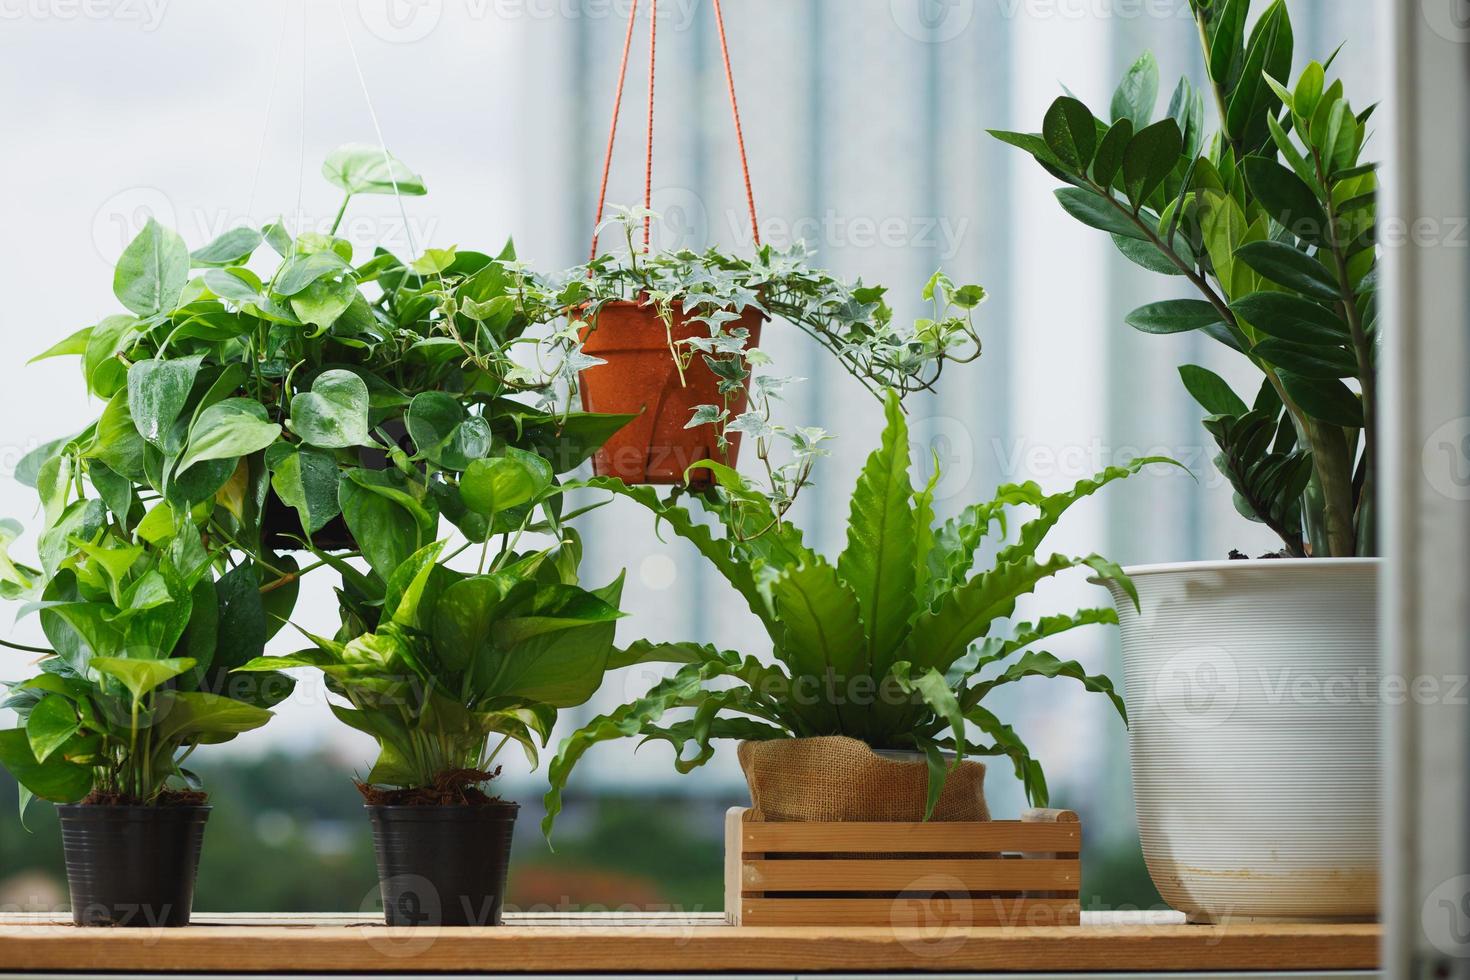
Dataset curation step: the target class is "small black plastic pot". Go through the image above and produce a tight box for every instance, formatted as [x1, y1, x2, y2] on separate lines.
[57, 804, 210, 928]
[367, 804, 519, 927]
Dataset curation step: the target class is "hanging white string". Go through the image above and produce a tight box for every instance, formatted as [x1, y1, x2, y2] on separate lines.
[335, 0, 417, 259]
[294, 0, 309, 233]
[244, 1, 291, 225]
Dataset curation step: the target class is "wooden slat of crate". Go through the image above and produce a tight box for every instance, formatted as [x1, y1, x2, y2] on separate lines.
[726, 807, 1082, 927]
[737, 896, 1081, 927]
[741, 819, 1080, 853]
[743, 857, 1078, 892]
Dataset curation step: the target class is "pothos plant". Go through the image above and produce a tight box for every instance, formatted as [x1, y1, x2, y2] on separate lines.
[533, 206, 985, 515]
[237, 453, 628, 803]
[27, 144, 630, 584]
[0, 506, 288, 813]
[0, 145, 632, 810]
[542, 392, 1167, 835]
[990, 0, 1377, 558]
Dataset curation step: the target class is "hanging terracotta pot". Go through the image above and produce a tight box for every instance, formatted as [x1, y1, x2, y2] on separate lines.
[578, 300, 764, 487]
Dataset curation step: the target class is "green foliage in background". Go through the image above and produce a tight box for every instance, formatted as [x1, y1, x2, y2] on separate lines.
[991, 0, 1378, 557]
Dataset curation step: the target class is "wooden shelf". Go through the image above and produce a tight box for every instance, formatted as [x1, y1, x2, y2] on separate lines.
[0, 911, 1380, 974]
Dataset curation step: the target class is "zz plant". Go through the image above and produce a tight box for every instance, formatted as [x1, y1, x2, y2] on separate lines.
[238, 452, 625, 803]
[543, 393, 1163, 833]
[991, 0, 1377, 558]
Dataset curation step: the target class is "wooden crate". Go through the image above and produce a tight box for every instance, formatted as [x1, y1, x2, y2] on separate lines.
[724, 806, 1081, 927]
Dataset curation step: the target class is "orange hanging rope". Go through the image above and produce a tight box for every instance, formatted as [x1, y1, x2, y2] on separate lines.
[589, 0, 759, 259]
[643, 0, 657, 251]
[589, 0, 640, 264]
[711, 0, 759, 245]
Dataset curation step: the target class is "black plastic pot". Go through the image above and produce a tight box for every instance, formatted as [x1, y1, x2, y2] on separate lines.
[367, 804, 519, 926]
[57, 804, 210, 928]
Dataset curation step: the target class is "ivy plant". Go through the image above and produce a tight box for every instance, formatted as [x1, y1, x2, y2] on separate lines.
[237, 451, 628, 801]
[542, 392, 1166, 835]
[990, 0, 1377, 557]
[531, 207, 985, 513]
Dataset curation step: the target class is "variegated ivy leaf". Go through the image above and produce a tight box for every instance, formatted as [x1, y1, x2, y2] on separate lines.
[685, 405, 725, 430]
[754, 375, 801, 400]
[562, 347, 607, 374]
[744, 346, 773, 367]
[727, 412, 776, 441]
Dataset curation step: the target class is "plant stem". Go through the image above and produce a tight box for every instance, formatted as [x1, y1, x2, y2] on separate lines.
[1318, 159, 1377, 557]
[329, 193, 352, 236]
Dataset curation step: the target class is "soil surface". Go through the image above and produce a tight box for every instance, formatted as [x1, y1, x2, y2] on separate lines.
[80, 789, 208, 807]
[356, 767, 504, 806]
[1228, 549, 1292, 560]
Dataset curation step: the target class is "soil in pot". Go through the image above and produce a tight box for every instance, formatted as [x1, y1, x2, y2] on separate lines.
[362, 772, 517, 927]
[577, 300, 765, 487]
[58, 796, 211, 927]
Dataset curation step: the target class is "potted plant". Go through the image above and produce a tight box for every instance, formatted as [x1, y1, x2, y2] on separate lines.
[990, 0, 1379, 921]
[30, 144, 632, 558]
[238, 450, 627, 927]
[541, 208, 983, 487]
[0, 519, 289, 926]
[0, 143, 636, 926]
[543, 392, 1164, 833]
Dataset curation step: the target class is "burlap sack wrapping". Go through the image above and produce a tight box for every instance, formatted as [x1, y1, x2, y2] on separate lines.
[737, 736, 989, 822]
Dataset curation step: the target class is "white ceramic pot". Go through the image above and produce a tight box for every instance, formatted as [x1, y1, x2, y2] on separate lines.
[1103, 558, 1380, 923]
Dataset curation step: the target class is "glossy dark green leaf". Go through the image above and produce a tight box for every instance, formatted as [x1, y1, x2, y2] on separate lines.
[1042, 96, 1097, 170]
[1125, 299, 1222, 335]
[1054, 188, 1148, 240]
[1252, 339, 1358, 379]
[1122, 119, 1183, 209]
[213, 561, 266, 673]
[1279, 371, 1363, 426]
[1091, 119, 1132, 187]
[1231, 291, 1349, 345]
[1179, 364, 1248, 416]
[1233, 240, 1341, 301]
[339, 469, 437, 581]
[1243, 155, 1327, 245]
